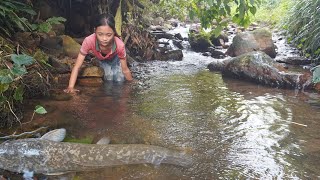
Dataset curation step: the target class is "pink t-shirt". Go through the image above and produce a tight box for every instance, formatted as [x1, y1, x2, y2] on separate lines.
[80, 33, 126, 61]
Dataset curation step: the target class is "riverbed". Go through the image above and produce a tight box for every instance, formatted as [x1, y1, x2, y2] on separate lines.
[2, 27, 320, 179]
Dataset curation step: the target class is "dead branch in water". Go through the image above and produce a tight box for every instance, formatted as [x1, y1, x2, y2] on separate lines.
[0, 126, 48, 140]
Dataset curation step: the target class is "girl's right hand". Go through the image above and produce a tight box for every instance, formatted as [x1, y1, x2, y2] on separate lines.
[63, 87, 80, 93]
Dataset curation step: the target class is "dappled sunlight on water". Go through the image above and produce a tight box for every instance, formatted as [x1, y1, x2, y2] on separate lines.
[8, 66, 319, 179]
[2, 39, 320, 179]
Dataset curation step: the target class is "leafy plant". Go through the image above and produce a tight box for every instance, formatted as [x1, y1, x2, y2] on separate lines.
[251, 0, 293, 26]
[0, 54, 34, 126]
[151, 0, 261, 35]
[0, 0, 36, 36]
[31, 17, 66, 33]
[312, 66, 320, 84]
[282, 0, 320, 61]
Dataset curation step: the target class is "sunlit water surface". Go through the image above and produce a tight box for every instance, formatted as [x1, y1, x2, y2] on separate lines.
[2, 28, 320, 179]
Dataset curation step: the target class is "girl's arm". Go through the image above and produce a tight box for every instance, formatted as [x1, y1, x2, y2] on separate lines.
[120, 57, 133, 81]
[64, 53, 86, 93]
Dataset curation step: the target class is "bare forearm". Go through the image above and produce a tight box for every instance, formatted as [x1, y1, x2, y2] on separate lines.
[123, 69, 133, 81]
[68, 67, 80, 88]
[120, 58, 133, 81]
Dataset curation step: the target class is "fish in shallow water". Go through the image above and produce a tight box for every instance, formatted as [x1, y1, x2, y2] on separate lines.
[0, 128, 192, 176]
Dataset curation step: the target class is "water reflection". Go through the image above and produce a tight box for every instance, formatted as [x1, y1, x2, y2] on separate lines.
[4, 62, 320, 179]
[132, 70, 320, 179]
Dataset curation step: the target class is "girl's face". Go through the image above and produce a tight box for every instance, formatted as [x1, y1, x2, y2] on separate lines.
[95, 25, 115, 47]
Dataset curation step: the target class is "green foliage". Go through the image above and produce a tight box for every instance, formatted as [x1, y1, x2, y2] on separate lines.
[0, 0, 66, 36]
[31, 17, 66, 33]
[312, 66, 320, 84]
[34, 105, 47, 114]
[251, 0, 293, 26]
[64, 136, 94, 144]
[0, 54, 34, 98]
[152, 0, 261, 35]
[282, 0, 320, 60]
[0, 0, 36, 36]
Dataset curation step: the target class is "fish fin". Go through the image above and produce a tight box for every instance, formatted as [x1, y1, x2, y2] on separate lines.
[40, 128, 66, 142]
[44, 172, 68, 176]
[45, 172, 76, 180]
[96, 137, 110, 145]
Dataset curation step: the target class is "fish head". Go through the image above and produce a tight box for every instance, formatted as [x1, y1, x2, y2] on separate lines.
[0, 139, 46, 173]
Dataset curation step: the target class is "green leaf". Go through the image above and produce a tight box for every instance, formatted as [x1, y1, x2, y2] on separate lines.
[11, 64, 27, 76]
[0, 69, 13, 83]
[0, 95, 7, 105]
[34, 105, 47, 114]
[0, 83, 9, 93]
[249, 6, 257, 15]
[213, 25, 223, 37]
[13, 85, 24, 102]
[38, 22, 52, 33]
[46, 16, 66, 24]
[312, 66, 320, 83]
[11, 54, 34, 66]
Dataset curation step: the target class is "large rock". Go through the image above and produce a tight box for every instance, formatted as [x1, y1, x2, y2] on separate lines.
[155, 49, 183, 61]
[208, 51, 313, 89]
[189, 33, 212, 52]
[226, 28, 277, 58]
[79, 66, 104, 78]
[61, 35, 81, 58]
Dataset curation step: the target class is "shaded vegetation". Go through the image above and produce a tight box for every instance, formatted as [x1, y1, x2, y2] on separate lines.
[282, 0, 320, 61]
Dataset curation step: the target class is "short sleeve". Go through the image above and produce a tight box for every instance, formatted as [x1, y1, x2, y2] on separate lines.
[115, 37, 126, 59]
[117, 44, 126, 59]
[80, 37, 91, 55]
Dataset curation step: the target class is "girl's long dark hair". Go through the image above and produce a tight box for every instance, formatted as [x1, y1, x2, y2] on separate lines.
[93, 14, 120, 37]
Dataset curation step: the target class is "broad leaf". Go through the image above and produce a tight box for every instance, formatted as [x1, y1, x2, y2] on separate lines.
[0, 69, 13, 83]
[11, 64, 27, 76]
[34, 105, 47, 114]
[11, 54, 34, 66]
[0, 83, 9, 93]
[312, 66, 320, 84]
[13, 85, 24, 102]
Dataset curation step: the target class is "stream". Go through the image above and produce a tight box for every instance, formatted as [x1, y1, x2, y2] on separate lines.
[3, 26, 320, 179]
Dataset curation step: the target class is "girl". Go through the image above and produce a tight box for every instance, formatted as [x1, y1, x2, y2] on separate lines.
[64, 14, 133, 93]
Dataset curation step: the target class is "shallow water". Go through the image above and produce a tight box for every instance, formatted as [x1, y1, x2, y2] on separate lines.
[2, 28, 320, 179]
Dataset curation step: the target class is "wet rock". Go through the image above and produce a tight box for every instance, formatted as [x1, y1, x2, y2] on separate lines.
[276, 57, 311, 65]
[153, 17, 165, 26]
[48, 56, 70, 74]
[210, 32, 229, 46]
[39, 36, 64, 57]
[174, 33, 184, 41]
[172, 39, 184, 49]
[61, 35, 81, 58]
[78, 78, 104, 87]
[160, 49, 183, 61]
[14, 32, 40, 50]
[202, 52, 211, 56]
[210, 49, 226, 59]
[150, 31, 174, 39]
[79, 66, 104, 78]
[168, 18, 180, 27]
[208, 51, 313, 89]
[226, 28, 277, 58]
[189, 33, 212, 52]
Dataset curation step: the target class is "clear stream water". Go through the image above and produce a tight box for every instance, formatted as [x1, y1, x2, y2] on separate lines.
[3, 27, 320, 179]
